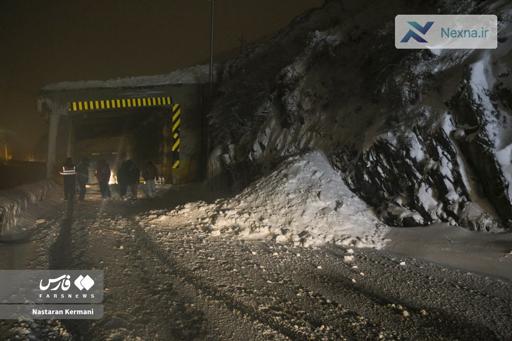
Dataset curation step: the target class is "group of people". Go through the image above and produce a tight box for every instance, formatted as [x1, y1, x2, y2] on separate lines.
[61, 157, 92, 201]
[60, 157, 159, 201]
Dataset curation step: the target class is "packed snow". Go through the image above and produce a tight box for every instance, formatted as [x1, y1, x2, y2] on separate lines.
[496, 144, 512, 199]
[42, 64, 216, 91]
[141, 151, 390, 248]
[469, 53, 508, 149]
[386, 223, 512, 281]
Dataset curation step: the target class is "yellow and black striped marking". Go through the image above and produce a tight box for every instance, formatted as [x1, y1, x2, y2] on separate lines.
[69, 95, 182, 171]
[171, 103, 181, 169]
[69, 96, 173, 112]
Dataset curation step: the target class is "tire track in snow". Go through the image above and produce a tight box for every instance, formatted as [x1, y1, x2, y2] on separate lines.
[138, 222, 396, 340]
[131, 219, 328, 340]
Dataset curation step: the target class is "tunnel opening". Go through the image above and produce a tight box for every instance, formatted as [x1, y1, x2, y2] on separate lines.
[38, 68, 209, 186]
[49, 96, 184, 185]
[71, 107, 171, 184]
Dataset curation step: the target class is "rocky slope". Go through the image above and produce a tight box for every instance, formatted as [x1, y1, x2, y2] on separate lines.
[208, 0, 512, 231]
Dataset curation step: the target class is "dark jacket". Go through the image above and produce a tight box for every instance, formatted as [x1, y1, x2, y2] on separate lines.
[142, 163, 158, 181]
[76, 161, 89, 184]
[96, 161, 111, 183]
[118, 160, 140, 185]
[60, 160, 76, 189]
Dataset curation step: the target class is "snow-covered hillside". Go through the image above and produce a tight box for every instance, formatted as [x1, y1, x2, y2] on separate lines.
[207, 0, 512, 232]
[141, 151, 389, 248]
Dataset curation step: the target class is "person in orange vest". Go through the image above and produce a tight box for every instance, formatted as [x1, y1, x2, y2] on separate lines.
[60, 157, 76, 201]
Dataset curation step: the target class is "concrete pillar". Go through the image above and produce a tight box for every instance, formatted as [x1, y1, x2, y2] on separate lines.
[162, 118, 172, 183]
[46, 113, 60, 178]
[66, 118, 74, 158]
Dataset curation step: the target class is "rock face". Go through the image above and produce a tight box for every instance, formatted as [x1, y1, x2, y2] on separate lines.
[208, 0, 512, 231]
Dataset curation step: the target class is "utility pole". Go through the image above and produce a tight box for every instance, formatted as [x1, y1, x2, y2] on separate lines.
[204, 0, 215, 181]
[239, 34, 246, 54]
[209, 0, 215, 95]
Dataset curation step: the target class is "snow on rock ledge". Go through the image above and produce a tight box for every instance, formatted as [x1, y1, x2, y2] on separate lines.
[143, 151, 389, 249]
[207, 0, 512, 232]
[0, 181, 55, 236]
[42, 64, 216, 91]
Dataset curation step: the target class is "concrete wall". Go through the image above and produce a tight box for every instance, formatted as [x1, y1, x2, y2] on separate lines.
[167, 84, 206, 184]
[0, 161, 46, 190]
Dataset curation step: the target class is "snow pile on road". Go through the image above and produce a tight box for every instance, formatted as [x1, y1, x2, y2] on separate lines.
[144, 151, 389, 248]
[0, 180, 56, 235]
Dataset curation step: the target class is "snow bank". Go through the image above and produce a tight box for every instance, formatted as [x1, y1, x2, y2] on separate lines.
[496, 144, 512, 199]
[42, 64, 216, 91]
[143, 151, 389, 248]
[0, 181, 55, 236]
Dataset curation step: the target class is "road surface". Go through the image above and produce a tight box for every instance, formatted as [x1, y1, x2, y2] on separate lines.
[1, 184, 511, 340]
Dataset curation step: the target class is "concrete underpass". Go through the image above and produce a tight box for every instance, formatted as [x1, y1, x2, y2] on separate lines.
[38, 74, 208, 186]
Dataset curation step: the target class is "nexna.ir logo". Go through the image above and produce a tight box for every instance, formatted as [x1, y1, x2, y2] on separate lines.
[400, 21, 434, 43]
[395, 15, 497, 49]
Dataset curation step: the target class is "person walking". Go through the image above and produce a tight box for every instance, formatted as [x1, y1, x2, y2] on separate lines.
[142, 161, 158, 198]
[117, 160, 128, 198]
[126, 159, 140, 199]
[118, 159, 139, 199]
[76, 158, 90, 201]
[96, 159, 111, 199]
[60, 157, 76, 201]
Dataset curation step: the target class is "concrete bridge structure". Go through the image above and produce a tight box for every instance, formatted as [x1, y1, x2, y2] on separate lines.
[38, 65, 211, 184]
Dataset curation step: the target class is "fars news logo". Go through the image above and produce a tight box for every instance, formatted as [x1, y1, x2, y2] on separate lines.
[395, 15, 497, 49]
[38, 273, 98, 300]
[39, 274, 95, 291]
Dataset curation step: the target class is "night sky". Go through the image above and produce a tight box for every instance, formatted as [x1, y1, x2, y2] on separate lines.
[0, 0, 322, 159]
